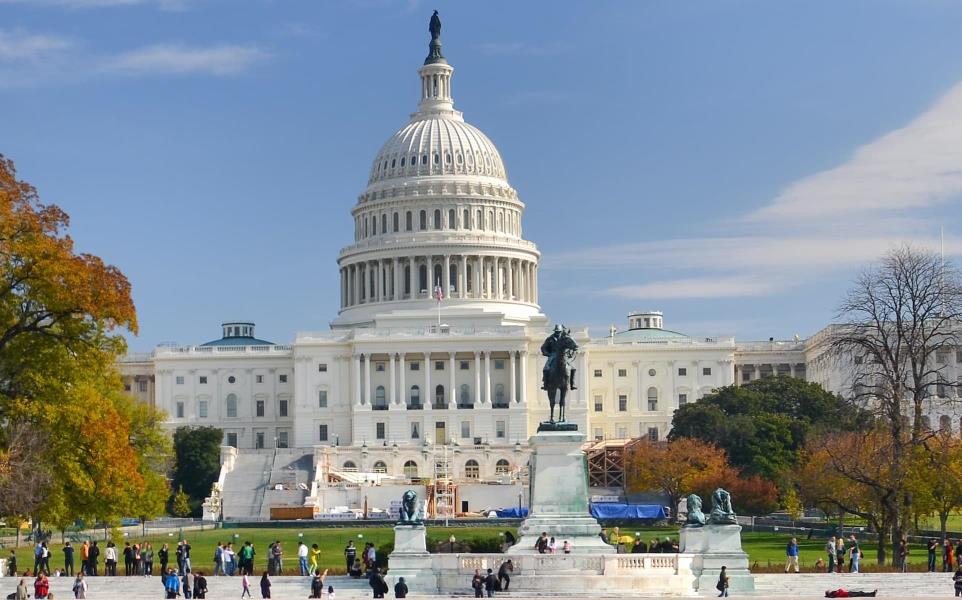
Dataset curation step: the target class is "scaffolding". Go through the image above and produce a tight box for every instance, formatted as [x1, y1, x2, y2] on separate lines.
[432, 447, 455, 522]
[584, 438, 642, 489]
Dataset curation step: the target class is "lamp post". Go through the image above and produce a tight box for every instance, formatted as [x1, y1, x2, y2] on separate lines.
[449, 534, 456, 554]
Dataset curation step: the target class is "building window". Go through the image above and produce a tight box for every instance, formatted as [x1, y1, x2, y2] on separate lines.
[678, 368, 687, 376]
[374, 386, 387, 410]
[678, 393, 688, 406]
[495, 360, 505, 370]
[617, 369, 627, 377]
[342, 460, 357, 471]
[318, 363, 328, 372]
[593, 370, 602, 378]
[255, 432, 265, 449]
[594, 396, 603, 412]
[741, 370, 750, 382]
[175, 376, 184, 385]
[494, 384, 506, 407]
[176, 402, 184, 418]
[279, 399, 288, 417]
[940, 415, 952, 432]
[434, 384, 445, 408]
[938, 383, 947, 397]
[376, 362, 386, 372]
[393, 212, 399, 232]
[495, 420, 506, 439]
[460, 361, 470, 370]
[465, 459, 479, 479]
[139, 380, 148, 392]
[593, 428, 603, 441]
[199, 376, 208, 384]
[197, 400, 208, 418]
[495, 458, 510, 473]
[318, 424, 328, 441]
[703, 367, 712, 376]
[227, 376, 236, 384]
[318, 390, 328, 408]
[937, 352, 949, 364]
[256, 374, 263, 383]
[279, 374, 288, 383]
[373, 461, 387, 474]
[376, 422, 386, 440]
[647, 387, 658, 411]
[435, 361, 444, 371]
[403, 460, 418, 478]
[226, 432, 238, 448]
[618, 395, 627, 412]
[647, 427, 659, 442]
[256, 399, 265, 417]
[277, 431, 289, 448]
[124, 382, 132, 392]
[459, 384, 470, 406]
[410, 361, 420, 371]
[411, 422, 420, 439]
[406, 211, 413, 231]
[410, 385, 421, 408]
[226, 394, 237, 418]
[648, 369, 656, 377]
[617, 425, 628, 439]
[461, 421, 471, 439]
[419, 210, 427, 230]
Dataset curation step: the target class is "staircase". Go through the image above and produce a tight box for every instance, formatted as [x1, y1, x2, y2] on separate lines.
[260, 451, 314, 519]
[729, 572, 954, 598]
[220, 450, 273, 520]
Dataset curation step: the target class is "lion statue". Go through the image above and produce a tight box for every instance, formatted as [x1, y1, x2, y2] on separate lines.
[708, 488, 737, 525]
[685, 493, 706, 527]
[398, 489, 421, 525]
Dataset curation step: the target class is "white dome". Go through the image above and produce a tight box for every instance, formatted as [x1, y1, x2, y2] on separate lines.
[368, 117, 507, 185]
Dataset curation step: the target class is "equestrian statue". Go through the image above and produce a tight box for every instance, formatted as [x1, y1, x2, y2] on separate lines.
[540, 325, 579, 426]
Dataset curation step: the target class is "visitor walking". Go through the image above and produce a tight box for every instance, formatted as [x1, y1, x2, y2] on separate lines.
[194, 571, 208, 599]
[104, 542, 118, 577]
[123, 542, 133, 576]
[785, 537, 800, 573]
[71, 572, 86, 599]
[214, 543, 224, 576]
[327, 585, 335, 600]
[260, 571, 272, 599]
[62, 542, 74, 577]
[835, 537, 845, 573]
[270, 540, 283, 576]
[484, 568, 497, 598]
[497, 559, 513, 591]
[394, 576, 408, 598]
[164, 568, 180, 599]
[182, 539, 193, 574]
[183, 569, 194, 599]
[158, 543, 169, 576]
[826, 536, 837, 573]
[929, 539, 939, 572]
[716, 565, 729, 598]
[241, 572, 252, 598]
[345, 541, 357, 572]
[897, 538, 908, 572]
[79, 541, 89, 576]
[536, 532, 549, 554]
[954, 565, 962, 597]
[144, 543, 154, 577]
[471, 569, 484, 598]
[309, 544, 321, 576]
[298, 540, 310, 576]
[370, 568, 388, 599]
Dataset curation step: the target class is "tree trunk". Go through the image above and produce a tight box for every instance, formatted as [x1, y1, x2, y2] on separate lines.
[876, 514, 889, 565]
[941, 511, 949, 541]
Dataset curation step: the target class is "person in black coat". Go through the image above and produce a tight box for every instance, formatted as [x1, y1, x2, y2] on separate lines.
[260, 572, 271, 599]
[631, 539, 648, 553]
[394, 576, 408, 598]
[484, 569, 497, 597]
[194, 572, 208, 599]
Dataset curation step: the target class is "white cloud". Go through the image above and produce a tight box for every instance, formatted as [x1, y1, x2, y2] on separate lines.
[0, 29, 72, 60]
[101, 44, 267, 76]
[749, 81, 962, 223]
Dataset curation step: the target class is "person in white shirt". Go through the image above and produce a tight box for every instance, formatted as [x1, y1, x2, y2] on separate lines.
[298, 542, 309, 576]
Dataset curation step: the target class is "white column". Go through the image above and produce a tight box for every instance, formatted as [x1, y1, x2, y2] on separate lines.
[449, 352, 456, 409]
[495, 258, 503, 300]
[509, 350, 517, 404]
[474, 352, 482, 408]
[460, 256, 467, 299]
[507, 259, 514, 300]
[532, 263, 539, 303]
[353, 354, 361, 406]
[474, 256, 482, 298]
[519, 351, 528, 405]
[376, 260, 382, 302]
[399, 353, 407, 405]
[389, 353, 396, 406]
[443, 255, 450, 298]
[393, 258, 400, 301]
[484, 352, 492, 404]
[424, 352, 432, 410]
[363, 353, 371, 406]
[408, 257, 416, 300]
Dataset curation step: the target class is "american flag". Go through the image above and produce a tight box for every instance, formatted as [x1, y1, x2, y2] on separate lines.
[434, 281, 444, 302]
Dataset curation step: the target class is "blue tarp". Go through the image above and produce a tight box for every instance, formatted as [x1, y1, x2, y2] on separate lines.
[590, 503, 666, 520]
[495, 508, 529, 518]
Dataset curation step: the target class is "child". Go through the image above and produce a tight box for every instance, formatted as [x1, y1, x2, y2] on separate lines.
[241, 572, 252, 598]
[327, 585, 335, 600]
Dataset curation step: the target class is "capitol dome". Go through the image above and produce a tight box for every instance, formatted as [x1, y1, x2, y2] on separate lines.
[333, 14, 544, 329]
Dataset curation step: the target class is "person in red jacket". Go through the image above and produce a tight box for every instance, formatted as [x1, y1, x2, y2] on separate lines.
[824, 589, 878, 598]
[34, 572, 50, 599]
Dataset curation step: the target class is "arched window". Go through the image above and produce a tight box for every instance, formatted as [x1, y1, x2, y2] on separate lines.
[393, 212, 399, 232]
[373, 461, 387, 474]
[647, 387, 658, 411]
[495, 459, 511, 475]
[400, 157, 405, 167]
[406, 211, 413, 231]
[421, 154, 428, 165]
[495, 384, 505, 406]
[403, 460, 418, 478]
[226, 393, 238, 418]
[433, 209, 442, 230]
[449, 263, 458, 293]
[419, 210, 427, 230]
[922, 415, 932, 430]
[459, 384, 470, 406]
[410, 385, 421, 408]
[477, 209, 483, 230]
[433, 264, 442, 289]
[419, 265, 428, 293]
[465, 459, 479, 479]
[463, 208, 469, 229]
[381, 214, 387, 234]
[363, 218, 368, 238]
[374, 386, 387, 410]
[466, 264, 473, 293]
[497, 212, 503, 231]
[940, 415, 952, 432]
[343, 460, 357, 471]
[448, 208, 456, 229]
[434, 384, 445, 406]
[404, 265, 411, 295]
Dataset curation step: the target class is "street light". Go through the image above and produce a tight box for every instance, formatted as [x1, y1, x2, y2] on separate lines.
[449, 534, 456, 554]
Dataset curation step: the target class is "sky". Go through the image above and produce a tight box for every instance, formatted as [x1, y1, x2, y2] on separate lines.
[2, 0, 962, 351]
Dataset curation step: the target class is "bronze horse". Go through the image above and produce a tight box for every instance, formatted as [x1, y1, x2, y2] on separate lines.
[544, 331, 578, 423]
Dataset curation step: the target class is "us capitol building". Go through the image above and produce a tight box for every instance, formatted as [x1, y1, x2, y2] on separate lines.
[117, 17, 962, 521]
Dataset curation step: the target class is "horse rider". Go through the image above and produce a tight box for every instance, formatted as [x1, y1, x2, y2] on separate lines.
[541, 325, 577, 391]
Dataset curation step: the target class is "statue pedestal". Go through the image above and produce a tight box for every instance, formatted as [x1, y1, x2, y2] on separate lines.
[680, 524, 754, 592]
[508, 431, 614, 555]
[388, 525, 436, 592]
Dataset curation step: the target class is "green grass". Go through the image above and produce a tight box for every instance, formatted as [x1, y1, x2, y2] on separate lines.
[2, 525, 942, 576]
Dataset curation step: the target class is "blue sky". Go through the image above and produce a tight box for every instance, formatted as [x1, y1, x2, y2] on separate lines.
[2, 0, 962, 350]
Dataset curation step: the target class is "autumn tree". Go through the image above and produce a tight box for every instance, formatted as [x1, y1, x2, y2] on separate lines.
[908, 431, 962, 540]
[0, 154, 170, 527]
[625, 438, 730, 518]
[827, 245, 962, 554]
[172, 426, 223, 515]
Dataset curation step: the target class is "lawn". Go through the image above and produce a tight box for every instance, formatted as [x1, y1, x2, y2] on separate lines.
[3, 525, 941, 576]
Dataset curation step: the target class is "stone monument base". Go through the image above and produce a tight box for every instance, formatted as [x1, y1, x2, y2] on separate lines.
[387, 525, 436, 592]
[508, 430, 615, 555]
[680, 524, 754, 593]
